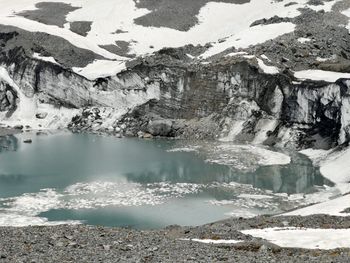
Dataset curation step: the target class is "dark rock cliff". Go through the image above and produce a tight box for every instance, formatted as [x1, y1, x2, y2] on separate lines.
[0, 40, 349, 150]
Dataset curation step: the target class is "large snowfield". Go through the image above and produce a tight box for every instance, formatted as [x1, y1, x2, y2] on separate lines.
[0, 0, 347, 79]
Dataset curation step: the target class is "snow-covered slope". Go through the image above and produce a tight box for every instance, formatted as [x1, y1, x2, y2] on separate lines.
[0, 0, 345, 79]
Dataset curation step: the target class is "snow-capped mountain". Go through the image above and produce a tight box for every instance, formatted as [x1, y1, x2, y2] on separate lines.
[0, 0, 348, 79]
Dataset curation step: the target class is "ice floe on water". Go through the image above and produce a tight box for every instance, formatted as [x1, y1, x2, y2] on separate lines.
[2, 181, 203, 210]
[0, 213, 80, 227]
[241, 227, 350, 250]
[0, 136, 343, 227]
[0, 181, 203, 226]
[169, 142, 291, 171]
[209, 181, 342, 219]
[166, 146, 201, 153]
[0, 177, 334, 227]
[205, 144, 291, 171]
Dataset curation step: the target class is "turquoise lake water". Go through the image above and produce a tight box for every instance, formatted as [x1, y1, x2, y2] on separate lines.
[0, 132, 331, 229]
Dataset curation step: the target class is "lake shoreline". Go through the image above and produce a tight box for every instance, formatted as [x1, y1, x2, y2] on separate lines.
[0, 214, 349, 262]
[0, 127, 21, 137]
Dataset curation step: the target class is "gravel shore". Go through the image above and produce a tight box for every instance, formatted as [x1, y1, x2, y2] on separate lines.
[1, 215, 349, 262]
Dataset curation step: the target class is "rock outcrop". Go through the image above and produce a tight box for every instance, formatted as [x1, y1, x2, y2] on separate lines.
[66, 53, 350, 150]
[0, 0, 349, 151]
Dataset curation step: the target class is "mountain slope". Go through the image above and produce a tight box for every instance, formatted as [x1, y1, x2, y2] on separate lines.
[0, 0, 349, 150]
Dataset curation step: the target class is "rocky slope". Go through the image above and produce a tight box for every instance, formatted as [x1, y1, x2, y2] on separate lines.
[1, 215, 350, 262]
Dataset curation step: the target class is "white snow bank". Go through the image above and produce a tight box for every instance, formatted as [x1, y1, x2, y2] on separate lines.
[256, 59, 279, 74]
[32, 52, 59, 65]
[72, 60, 126, 80]
[290, 146, 350, 217]
[301, 147, 350, 194]
[241, 227, 350, 250]
[284, 193, 350, 217]
[320, 148, 350, 188]
[294, 70, 350, 82]
[180, 238, 242, 244]
[297, 37, 311, 43]
[226, 51, 248, 57]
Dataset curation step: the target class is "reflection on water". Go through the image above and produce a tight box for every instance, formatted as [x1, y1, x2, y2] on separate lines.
[0, 132, 333, 228]
[226, 152, 333, 194]
[0, 135, 18, 152]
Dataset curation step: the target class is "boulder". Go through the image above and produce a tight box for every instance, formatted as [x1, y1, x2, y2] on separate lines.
[143, 133, 153, 139]
[36, 112, 48, 119]
[147, 119, 173, 136]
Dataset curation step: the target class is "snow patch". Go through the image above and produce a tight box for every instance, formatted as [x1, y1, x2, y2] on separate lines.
[32, 52, 59, 64]
[72, 60, 126, 80]
[294, 70, 350, 82]
[241, 227, 350, 250]
[301, 147, 350, 194]
[297, 37, 311, 43]
[202, 23, 295, 58]
[285, 193, 350, 217]
[180, 238, 242, 244]
[256, 58, 279, 74]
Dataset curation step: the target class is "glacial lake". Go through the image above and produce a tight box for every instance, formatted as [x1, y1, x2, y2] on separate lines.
[0, 132, 333, 229]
